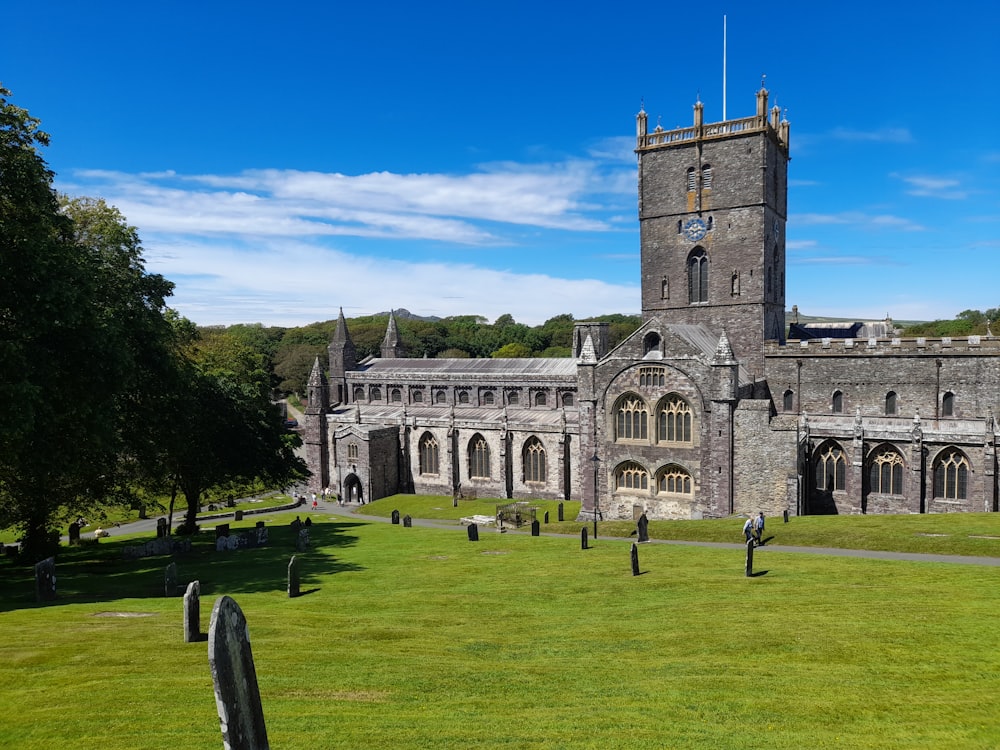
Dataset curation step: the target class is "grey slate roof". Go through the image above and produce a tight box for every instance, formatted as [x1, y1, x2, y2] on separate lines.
[357, 357, 578, 379]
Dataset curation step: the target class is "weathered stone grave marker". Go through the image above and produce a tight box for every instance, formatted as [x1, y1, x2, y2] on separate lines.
[157, 517, 168, 538]
[235, 510, 244, 522]
[184, 580, 201, 642]
[783, 509, 789, 523]
[467, 523, 479, 542]
[35, 557, 56, 602]
[558, 503, 564, 522]
[531, 520, 540, 536]
[68, 522, 81, 546]
[215, 523, 230, 540]
[631, 542, 640, 576]
[288, 556, 300, 598]
[165, 562, 178, 596]
[391, 509, 400, 524]
[208, 596, 270, 750]
[745, 538, 755, 577]
[403, 514, 412, 528]
[581, 526, 588, 550]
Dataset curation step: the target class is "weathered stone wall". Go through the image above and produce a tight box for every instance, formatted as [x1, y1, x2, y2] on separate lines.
[733, 400, 797, 517]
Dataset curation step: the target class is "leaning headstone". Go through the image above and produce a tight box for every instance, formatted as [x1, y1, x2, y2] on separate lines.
[631, 542, 640, 576]
[165, 562, 178, 596]
[235, 510, 244, 522]
[287, 556, 300, 598]
[215, 523, 230, 540]
[745, 538, 755, 577]
[183, 580, 201, 642]
[783, 509, 789, 523]
[467, 523, 479, 542]
[636, 513, 649, 543]
[156, 517, 168, 538]
[558, 503, 565, 522]
[543, 511, 549, 524]
[34, 557, 56, 602]
[68, 522, 81, 546]
[403, 515, 412, 528]
[208, 596, 270, 750]
[581, 526, 588, 550]
[391, 509, 400, 525]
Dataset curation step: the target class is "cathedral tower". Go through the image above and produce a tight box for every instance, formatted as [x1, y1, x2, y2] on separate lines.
[636, 87, 789, 375]
[328, 307, 357, 404]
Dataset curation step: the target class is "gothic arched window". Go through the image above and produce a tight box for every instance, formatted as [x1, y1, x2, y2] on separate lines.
[885, 391, 897, 416]
[686, 167, 696, 192]
[657, 464, 692, 495]
[561, 392, 574, 407]
[783, 390, 794, 412]
[483, 391, 495, 405]
[353, 386, 364, 401]
[657, 395, 692, 443]
[815, 442, 847, 491]
[615, 462, 649, 491]
[458, 391, 469, 404]
[534, 391, 547, 407]
[468, 435, 490, 479]
[615, 395, 648, 441]
[412, 390, 423, 403]
[435, 390, 446, 404]
[688, 249, 708, 304]
[370, 386, 382, 401]
[832, 390, 843, 414]
[419, 433, 439, 476]
[701, 164, 713, 190]
[524, 438, 546, 483]
[390, 388, 401, 403]
[869, 447, 904, 495]
[933, 449, 969, 500]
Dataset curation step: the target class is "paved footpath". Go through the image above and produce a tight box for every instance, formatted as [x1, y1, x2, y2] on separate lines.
[103, 499, 1000, 567]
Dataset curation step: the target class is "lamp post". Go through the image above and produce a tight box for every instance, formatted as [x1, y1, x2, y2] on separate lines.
[591, 452, 600, 539]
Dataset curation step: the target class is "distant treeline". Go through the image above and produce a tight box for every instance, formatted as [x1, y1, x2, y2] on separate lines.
[900, 307, 1000, 337]
[199, 312, 642, 396]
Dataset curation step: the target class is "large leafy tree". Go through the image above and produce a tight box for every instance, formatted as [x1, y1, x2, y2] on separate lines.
[0, 88, 176, 559]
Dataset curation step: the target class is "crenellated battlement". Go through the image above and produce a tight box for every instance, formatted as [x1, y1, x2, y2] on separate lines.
[765, 335, 1000, 357]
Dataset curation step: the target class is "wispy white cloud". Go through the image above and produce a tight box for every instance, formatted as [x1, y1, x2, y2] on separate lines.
[794, 211, 925, 232]
[892, 173, 969, 200]
[829, 127, 914, 143]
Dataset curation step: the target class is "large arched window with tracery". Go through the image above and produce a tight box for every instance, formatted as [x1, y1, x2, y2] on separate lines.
[815, 442, 846, 491]
[657, 395, 692, 443]
[933, 449, 969, 500]
[615, 394, 648, 441]
[688, 248, 708, 304]
[656, 464, 692, 495]
[523, 438, 546, 483]
[419, 432, 439, 476]
[615, 462, 649, 491]
[869, 446, 904, 495]
[468, 434, 490, 479]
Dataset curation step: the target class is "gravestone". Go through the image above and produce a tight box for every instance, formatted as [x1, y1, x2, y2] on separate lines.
[467, 523, 479, 542]
[227, 497, 236, 508]
[34, 557, 56, 602]
[636, 512, 649, 543]
[256, 520, 265, 529]
[783, 509, 789, 523]
[208, 596, 270, 750]
[156, 517, 168, 538]
[235, 510, 244, 522]
[68, 522, 81, 546]
[165, 562, 178, 596]
[391, 509, 400, 525]
[745, 538, 755, 577]
[216, 524, 230, 540]
[543, 511, 549, 524]
[287, 556, 300, 598]
[403, 515, 412, 528]
[296, 528, 310, 551]
[531, 520, 540, 537]
[558, 503, 564, 522]
[581, 527, 588, 550]
[631, 542, 640, 576]
[184, 580, 201, 642]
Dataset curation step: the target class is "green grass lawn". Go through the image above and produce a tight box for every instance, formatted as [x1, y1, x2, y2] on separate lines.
[1, 511, 999, 749]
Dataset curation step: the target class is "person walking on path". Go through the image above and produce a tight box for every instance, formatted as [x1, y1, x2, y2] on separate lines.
[754, 512, 765, 546]
[742, 516, 754, 543]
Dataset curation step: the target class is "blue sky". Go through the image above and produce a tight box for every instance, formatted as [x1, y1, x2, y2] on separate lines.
[5, 1, 999, 327]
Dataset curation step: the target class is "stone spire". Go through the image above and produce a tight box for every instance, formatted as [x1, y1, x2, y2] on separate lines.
[380, 310, 406, 359]
[579, 334, 597, 364]
[305, 356, 328, 415]
[712, 331, 737, 365]
[327, 307, 357, 404]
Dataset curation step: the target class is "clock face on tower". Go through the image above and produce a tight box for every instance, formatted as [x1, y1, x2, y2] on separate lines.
[683, 217, 707, 242]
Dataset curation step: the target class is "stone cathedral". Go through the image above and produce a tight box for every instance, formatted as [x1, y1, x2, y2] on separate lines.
[304, 87, 1000, 519]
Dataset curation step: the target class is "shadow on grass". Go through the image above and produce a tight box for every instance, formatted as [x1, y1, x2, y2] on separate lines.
[0, 519, 369, 612]
[749, 570, 769, 577]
